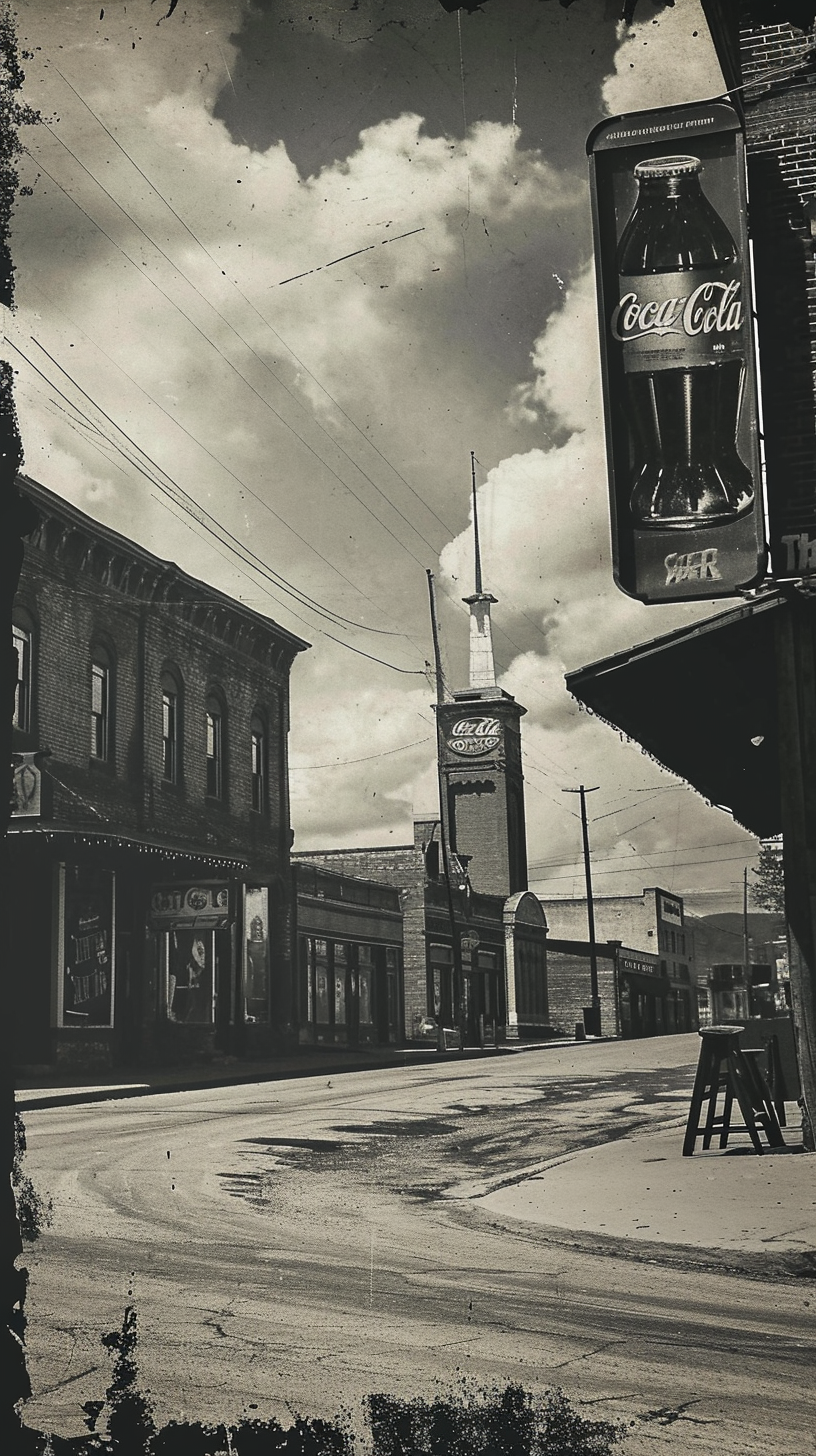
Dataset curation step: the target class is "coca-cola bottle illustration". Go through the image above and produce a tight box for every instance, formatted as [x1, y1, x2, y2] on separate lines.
[614, 154, 755, 530]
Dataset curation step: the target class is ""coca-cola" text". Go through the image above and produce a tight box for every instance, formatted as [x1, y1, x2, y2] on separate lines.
[611, 279, 743, 344]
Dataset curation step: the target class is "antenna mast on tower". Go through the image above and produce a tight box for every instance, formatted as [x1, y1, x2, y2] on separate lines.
[464, 453, 498, 692]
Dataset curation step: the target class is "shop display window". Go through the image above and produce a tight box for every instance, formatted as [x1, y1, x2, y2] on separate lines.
[166, 929, 214, 1024]
[244, 886, 269, 1023]
[60, 864, 115, 1027]
[358, 945, 373, 1025]
[315, 938, 330, 1023]
[334, 942, 347, 1025]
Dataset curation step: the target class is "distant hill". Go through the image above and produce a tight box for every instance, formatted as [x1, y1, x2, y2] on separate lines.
[687, 910, 786, 971]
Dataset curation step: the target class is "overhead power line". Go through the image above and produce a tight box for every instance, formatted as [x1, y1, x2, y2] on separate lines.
[27, 135, 445, 572]
[291, 737, 434, 770]
[53, 66, 459, 542]
[527, 837, 758, 873]
[11, 341, 428, 678]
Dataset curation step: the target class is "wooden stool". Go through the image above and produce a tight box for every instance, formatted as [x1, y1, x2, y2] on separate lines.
[683, 1026, 785, 1156]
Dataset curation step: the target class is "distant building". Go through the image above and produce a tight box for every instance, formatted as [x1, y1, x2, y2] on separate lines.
[11, 475, 308, 1073]
[686, 909, 789, 1024]
[541, 889, 697, 1036]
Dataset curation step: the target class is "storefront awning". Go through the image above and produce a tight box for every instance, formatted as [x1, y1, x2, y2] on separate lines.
[7, 824, 251, 875]
[565, 591, 785, 838]
[621, 969, 669, 998]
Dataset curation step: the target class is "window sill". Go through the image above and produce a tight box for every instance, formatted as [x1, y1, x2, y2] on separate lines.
[160, 777, 184, 796]
[88, 755, 116, 777]
[205, 794, 229, 813]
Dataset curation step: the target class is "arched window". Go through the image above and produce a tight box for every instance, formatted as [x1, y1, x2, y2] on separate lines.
[205, 691, 225, 800]
[90, 644, 114, 762]
[12, 619, 33, 733]
[161, 669, 182, 784]
[251, 711, 267, 815]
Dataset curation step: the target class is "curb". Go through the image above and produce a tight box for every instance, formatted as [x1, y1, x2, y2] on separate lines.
[14, 1035, 603, 1111]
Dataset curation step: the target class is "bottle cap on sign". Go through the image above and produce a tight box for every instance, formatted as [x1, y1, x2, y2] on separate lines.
[634, 155, 701, 179]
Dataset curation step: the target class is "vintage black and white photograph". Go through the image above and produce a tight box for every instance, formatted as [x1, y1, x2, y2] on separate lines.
[4, 3, 816, 1455]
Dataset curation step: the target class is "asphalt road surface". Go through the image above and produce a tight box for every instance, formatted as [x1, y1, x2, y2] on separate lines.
[18, 1036, 816, 1456]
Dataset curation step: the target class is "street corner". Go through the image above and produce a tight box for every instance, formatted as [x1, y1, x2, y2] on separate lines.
[477, 1126, 816, 1258]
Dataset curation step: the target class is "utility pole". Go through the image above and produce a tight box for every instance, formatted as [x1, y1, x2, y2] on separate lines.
[426, 569, 464, 1049]
[564, 784, 601, 1034]
[743, 864, 750, 980]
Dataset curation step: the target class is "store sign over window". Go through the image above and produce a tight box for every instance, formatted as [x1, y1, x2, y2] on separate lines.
[11, 753, 43, 817]
[150, 882, 231, 929]
[446, 716, 501, 757]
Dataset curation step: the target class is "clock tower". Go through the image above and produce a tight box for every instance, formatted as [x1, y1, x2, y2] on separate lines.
[435, 467, 528, 898]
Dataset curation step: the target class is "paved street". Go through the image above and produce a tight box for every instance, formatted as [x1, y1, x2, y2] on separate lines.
[19, 1036, 816, 1456]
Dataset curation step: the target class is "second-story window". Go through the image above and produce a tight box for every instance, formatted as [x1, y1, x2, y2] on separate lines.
[161, 671, 182, 784]
[12, 623, 32, 732]
[206, 695, 224, 799]
[91, 658, 111, 760]
[251, 713, 267, 814]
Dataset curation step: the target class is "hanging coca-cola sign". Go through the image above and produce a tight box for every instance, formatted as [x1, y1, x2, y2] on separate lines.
[587, 102, 765, 603]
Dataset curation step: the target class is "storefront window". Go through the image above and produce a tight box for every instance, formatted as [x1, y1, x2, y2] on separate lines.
[334, 942, 347, 1025]
[244, 886, 269, 1022]
[315, 938, 330, 1023]
[167, 930, 213, 1024]
[358, 945, 373, 1025]
[429, 943, 452, 1022]
[61, 865, 115, 1027]
[251, 712, 267, 814]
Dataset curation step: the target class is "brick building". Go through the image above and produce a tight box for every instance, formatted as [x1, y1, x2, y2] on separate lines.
[702, 4, 816, 585]
[294, 818, 550, 1046]
[541, 888, 697, 1037]
[294, 860, 404, 1047]
[11, 474, 307, 1073]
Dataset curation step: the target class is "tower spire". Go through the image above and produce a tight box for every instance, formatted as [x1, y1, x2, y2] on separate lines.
[471, 451, 483, 596]
[463, 453, 498, 692]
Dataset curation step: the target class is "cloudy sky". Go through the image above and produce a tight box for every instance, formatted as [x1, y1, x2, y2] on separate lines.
[6, 0, 760, 913]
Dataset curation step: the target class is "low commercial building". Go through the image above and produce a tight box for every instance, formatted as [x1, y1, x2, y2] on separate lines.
[294, 860, 404, 1047]
[294, 818, 550, 1047]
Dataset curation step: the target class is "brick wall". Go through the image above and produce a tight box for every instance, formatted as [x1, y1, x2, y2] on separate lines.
[293, 843, 428, 1034]
[14, 477, 303, 876]
[737, 11, 816, 569]
[541, 893, 654, 952]
[545, 942, 619, 1038]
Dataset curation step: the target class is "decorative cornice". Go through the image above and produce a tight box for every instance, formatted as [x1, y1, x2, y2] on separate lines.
[18, 473, 310, 669]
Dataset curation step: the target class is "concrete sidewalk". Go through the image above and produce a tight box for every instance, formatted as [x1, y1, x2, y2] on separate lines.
[479, 1112, 816, 1260]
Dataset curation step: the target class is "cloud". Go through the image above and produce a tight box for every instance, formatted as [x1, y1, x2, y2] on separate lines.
[601, 1, 725, 117]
